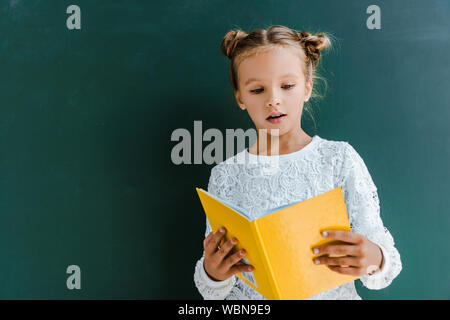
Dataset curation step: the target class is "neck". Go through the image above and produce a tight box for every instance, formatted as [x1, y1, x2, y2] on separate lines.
[249, 126, 312, 156]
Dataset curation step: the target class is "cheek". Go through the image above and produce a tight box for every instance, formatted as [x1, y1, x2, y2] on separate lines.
[286, 96, 305, 114]
[246, 107, 266, 122]
[244, 101, 264, 116]
[293, 86, 307, 102]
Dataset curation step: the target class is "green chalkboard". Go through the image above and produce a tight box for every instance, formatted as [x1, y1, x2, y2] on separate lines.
[0, 0, 448, 299]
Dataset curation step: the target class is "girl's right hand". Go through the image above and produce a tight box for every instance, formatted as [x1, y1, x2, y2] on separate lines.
[203, 226, 255, 281]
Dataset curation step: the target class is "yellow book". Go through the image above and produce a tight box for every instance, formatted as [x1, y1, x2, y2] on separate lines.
[196, 186, 360, 300]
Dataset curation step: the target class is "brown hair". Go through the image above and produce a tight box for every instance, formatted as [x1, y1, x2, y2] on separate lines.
[220, 25, 334, 129]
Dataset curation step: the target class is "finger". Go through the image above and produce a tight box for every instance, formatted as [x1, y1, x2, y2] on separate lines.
[312, 244, 361, 257]
[223, 249, 246, 268]
[205, 227, 226, 254]
[327, 265, 362, 277]
[202, 231, 214, 255]
[314, 256, 361, 268]
[203, 231, 214, 249]
[228, 263, 255, 276]
[322, 230, 362, 244]
[216, 237, 238, 259]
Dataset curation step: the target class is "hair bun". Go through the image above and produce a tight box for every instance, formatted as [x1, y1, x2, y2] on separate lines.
[220, 30, 248, 59]
[296, 30, 331, 64]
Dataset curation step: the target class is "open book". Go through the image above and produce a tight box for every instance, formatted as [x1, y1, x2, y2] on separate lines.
[196, 186, 359, 300]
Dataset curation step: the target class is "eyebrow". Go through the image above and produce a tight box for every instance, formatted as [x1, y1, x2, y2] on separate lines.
[244, 73, 299, 86]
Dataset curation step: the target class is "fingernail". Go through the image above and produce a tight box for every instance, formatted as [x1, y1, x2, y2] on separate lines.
[313, 248, 319, 254]
[219, 228, 224, 233]
[322, 231, 328, 237]
[314, 259, 320, 265]
[248, 267, 254, 271]
[239, 250, 246, 256]
[232, 238, 238, 244]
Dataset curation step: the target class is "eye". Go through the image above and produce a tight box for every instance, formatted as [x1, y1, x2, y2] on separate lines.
[250, 84, 296, 94]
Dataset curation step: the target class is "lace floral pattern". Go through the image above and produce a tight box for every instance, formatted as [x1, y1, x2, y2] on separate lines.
[193, 135, 402, 300]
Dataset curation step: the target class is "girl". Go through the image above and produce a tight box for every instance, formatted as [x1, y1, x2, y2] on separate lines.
[193, 25, 402, 300]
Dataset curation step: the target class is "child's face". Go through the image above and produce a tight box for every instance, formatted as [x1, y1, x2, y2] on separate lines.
[235, 46, 312, 136]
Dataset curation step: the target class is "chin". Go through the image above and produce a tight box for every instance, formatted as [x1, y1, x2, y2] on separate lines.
[256, 125, 288, 137]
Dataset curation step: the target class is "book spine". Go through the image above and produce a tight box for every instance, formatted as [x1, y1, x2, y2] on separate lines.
[252, 221, 281, 300]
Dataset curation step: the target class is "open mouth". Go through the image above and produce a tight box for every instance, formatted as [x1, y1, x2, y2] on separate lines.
[266, 114, 286, 120]
[266, 113, 287, 123]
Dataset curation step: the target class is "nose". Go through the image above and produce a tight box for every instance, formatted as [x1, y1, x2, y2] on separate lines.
[266, 88, 281, 108]
[266, 97, 281, 108]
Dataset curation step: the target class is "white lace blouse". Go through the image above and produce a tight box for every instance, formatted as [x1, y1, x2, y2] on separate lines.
[193, 135, 402, 300]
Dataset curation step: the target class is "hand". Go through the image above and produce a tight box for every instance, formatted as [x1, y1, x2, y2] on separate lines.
[311, 230, 384, 277]
[203, 226, 255, 281]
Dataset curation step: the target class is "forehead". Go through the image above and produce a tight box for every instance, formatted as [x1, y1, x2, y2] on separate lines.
[238, 46, 305, 85]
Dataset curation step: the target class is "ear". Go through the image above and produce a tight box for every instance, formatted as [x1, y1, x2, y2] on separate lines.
[304, 79, 313, 102]
[234, 90, 246, 110]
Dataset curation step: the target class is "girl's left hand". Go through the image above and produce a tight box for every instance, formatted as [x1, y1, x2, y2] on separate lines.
[311, 230, 384, 277]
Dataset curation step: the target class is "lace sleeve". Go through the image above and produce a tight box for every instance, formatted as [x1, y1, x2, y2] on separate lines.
[193, 167, 236, 299]
[338, 142, 402, 290]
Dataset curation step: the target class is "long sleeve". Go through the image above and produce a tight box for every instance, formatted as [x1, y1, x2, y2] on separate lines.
[338, 142, 402, 290]
[193, 167, 236, 299]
